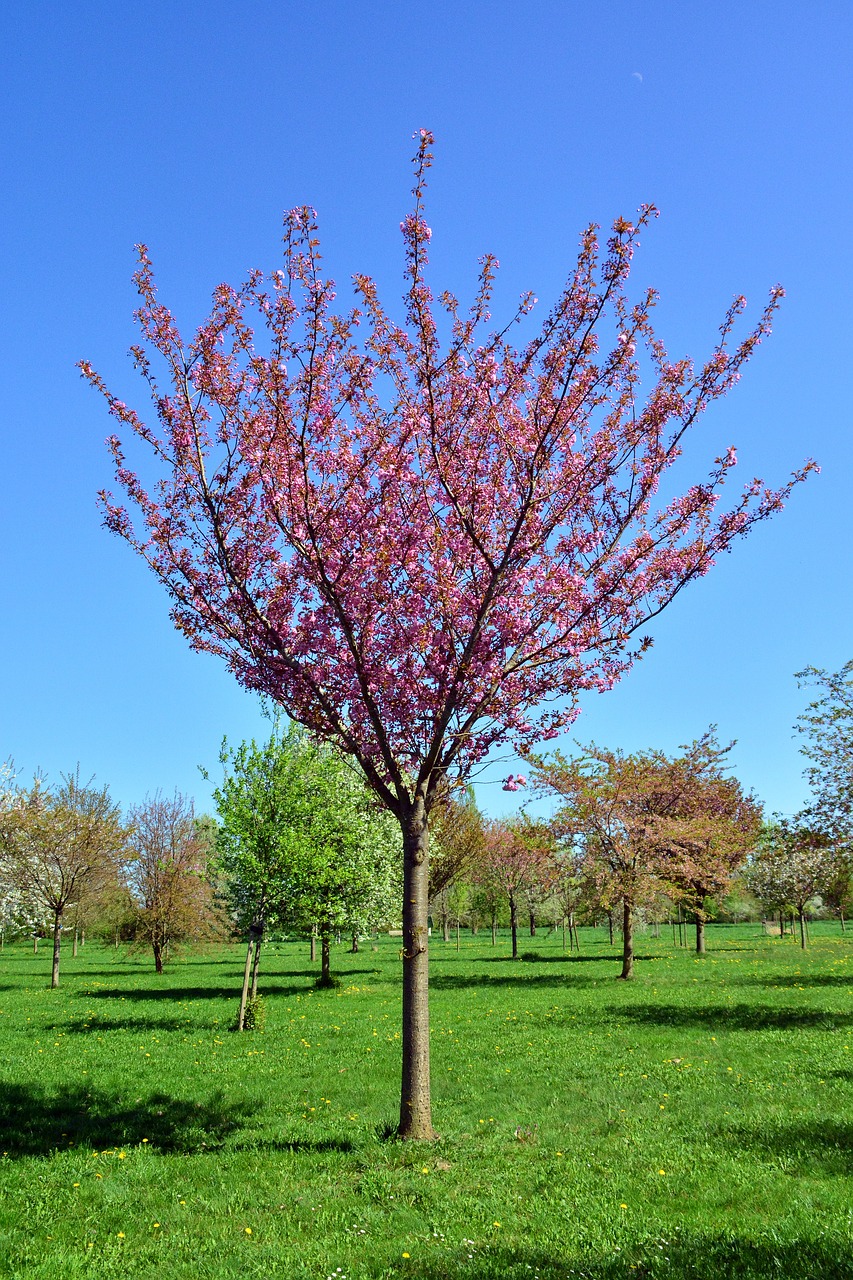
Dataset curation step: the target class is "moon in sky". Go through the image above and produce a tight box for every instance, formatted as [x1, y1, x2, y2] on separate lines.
[632, 71, 643, 82]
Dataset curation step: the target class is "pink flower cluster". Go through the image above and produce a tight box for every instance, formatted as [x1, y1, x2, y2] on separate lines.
[83, 130, 814, 814]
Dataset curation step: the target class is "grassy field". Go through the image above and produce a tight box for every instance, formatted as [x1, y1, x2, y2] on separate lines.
[0, 924, 851, 1279]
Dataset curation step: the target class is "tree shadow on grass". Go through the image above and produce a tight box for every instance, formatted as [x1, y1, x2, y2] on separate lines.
[719, 1117, 853, 1177]
[80, 983, 310, 1002]
[618, 1002, 853, 1031]
[0, 1083, 256, 1157]
[728, 973, 853, 989]
[239, 1136, 355, 1154]
[77, 971, 381, 1003]
[81, 985, 242, 1002]
[472, 952, 619, 965]
[407, 1234, 853, 1278]
[62, 1014, 200, 1035]
[430, 971, 605, 991]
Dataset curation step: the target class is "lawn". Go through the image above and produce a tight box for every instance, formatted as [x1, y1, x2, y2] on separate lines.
[0, 924, 851, 1278]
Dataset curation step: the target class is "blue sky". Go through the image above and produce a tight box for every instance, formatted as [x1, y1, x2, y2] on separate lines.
[1, 1, 850, 821]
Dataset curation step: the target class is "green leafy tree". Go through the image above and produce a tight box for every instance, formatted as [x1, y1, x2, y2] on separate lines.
[213, 724, 400, 1019]
[285, 747, 401, 986]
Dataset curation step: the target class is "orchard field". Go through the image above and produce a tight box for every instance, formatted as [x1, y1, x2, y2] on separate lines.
[1, 926, 851, 1279]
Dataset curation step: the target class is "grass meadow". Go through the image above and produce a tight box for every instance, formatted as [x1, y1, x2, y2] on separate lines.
[1, 924, 851, 1279]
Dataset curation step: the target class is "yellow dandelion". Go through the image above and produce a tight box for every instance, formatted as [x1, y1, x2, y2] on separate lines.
[658, 1169, 666, 1175]
[620, 1203, 628, 1209]
[245, 1227, 252, 1234]
[402, 1252, 410, 1258]
[117, 1232, 125, 1239]
[73, 1182, 80, 1188]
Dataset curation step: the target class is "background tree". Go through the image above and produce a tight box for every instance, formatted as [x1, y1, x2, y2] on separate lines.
[125, 792, 226, 972]
[84, 131, 812, 1138]
[795, 662, 853, 840]
[822, 849, 853, 931]
[478, 818, 550, 959]
[650, 734, 762, 953]
[211, 724, 312, 1027]
[284, 747, 401, 986]
[429, 786, 486, 942]
[216, 725, 401, 993]
[747, 820, 834, 948]
[0, 772, 125, 986]
[547, 838, 586, 951]
[532, 743, 721, 978]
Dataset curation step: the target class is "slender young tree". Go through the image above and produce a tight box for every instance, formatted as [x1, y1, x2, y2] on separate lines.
[126, 793, 226, 972]
[747, 820, 833, 948]
[429, 785, 486, 941]
[82, 132, 812, 1137]
[477, 818, 550, 959]
[210, 725, 308, 1028]
[0, 773, 125, 986]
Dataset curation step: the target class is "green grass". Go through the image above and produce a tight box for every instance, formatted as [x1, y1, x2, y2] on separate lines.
[1, 925, 852, 1278]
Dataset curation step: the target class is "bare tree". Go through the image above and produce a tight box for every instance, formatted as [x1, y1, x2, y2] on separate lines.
[125, 793, 226, 972]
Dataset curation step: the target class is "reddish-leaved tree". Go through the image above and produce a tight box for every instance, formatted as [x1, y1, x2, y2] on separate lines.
[82, 131, 812, 1138]
[477, 817, 553, 959]
[531, 738, 759, 976]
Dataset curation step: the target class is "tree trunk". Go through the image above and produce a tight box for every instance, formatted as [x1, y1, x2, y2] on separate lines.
[319, 932, 332, 985]
[455, 921, 460, 951]
[695, 899, 706, 955]
[608, 910, 614, 946]
[509, 892, 519, 959]
[250, 925, 263, 999]
[572, 917, 581, 951]
[799, 909, 807, 949]
[81, 929, 85, 947]
[562, 917, 567, 952]
[840, 909, 846, 933]
[73, 926, 79, 958]
[529, 911, 536, 937]
[310, 927, 317, 962]
[33, 934, 38, 954]
[351, 933, 359, 953]
[398, 803, 435, 1140]
[153, 939, 164, 974]
[442, 911, 450, 943]
[237, 933, 254, 1031]
[491, 911, 497, 946]
[51, 909, 62, 988]
[619, 900, 634, 980]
